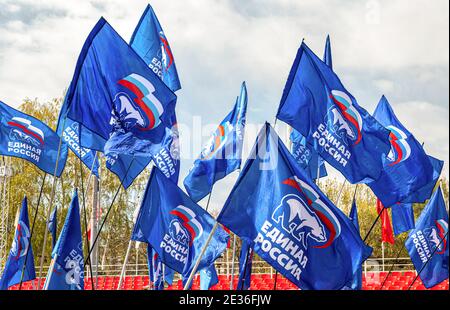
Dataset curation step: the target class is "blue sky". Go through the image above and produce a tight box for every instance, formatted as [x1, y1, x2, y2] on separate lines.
[0, 0, 448, 211]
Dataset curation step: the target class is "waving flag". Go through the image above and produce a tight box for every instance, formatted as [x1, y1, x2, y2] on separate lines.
[59, 118, 99, 177]
[57, 17, 176, 185]
[277, 42, 390, 184]
[368, 96, 434, 207]
[377, 200, 395, 245]
[406, 186, 449, 288]
[105, 153, 151, 189]
[47, 206, 58, 250]
[131, 4, 181, 92]
[184, 82, 247, 202]
[0, 197, 36, 290]
[147, 244, 175, 290]
[131, 169, 229, 276]
[345, 200, 362, 290]
[130, 5, 181, 183]
[1, 101, 68, 177]
[237, 239, 253, 290]
[217, 123, 372, 290]
[391, 203, 415, 236]
[44, 190, 84, 290]
[200, 264, 219, 290]
[402, 155, 443, 204]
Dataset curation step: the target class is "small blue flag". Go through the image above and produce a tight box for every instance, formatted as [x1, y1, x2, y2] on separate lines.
[0, 197, 36, 290]
[368, 96, 435, 207]
[402, 155, 443, 204]
[184, 82, 247, 202]
[200, 264, 219, 290]
[217, 123, 372, 290]
[131, 168, 229, 276]
[1, 101, 68, 177]
[147, 244, 174, 290]
[277, 42, 391, 184]
[59, 118, 99, 177]
[237, 239, 253, 290]
[406, 186, 448, 288]
[44, 190, 84, 290]
[391, 203, 415, 236]
[48, 206, 58, 250]
[323, 35, 333, 69]
[346, 200, 363, 290]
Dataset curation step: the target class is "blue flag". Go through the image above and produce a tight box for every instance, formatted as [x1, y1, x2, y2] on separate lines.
[58, 17, 177, 181]
[391, 203, 415, 236]
[406, 186, 448, 288]
[130, 4, 181, 93]
[290, 131, 327, 181]
[346, 200, 362, 290]
[131, 168, 229, 276]
[184, 82, 248, 202]
[402, 155, 444, 204]
[323, 35, 333, 69]
[200, 264, 219, 290]
[147, 244, 175, 290]
[48, 206, 58, 250]
[105, 153, 151, 189]
[126, 5, 182, 184]
[0, 197, 36, 290]
[44, 190, 84, 290]
[368, 96, 434, 207]
[217, 123, 372, 290]
[59, 118, 99, 178]
[277, 42, 390, 184]
[1, 101, 68, 177]
[237, 239, 253, 290]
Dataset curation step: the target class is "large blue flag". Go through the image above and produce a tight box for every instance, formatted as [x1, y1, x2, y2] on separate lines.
[59, 118, 99, 177]
[402, 155, 443, 204]
[277, 42, 390, 184]
[368, 96, 434, 207]
[405, 186, 448, 288]
[346, 200, 363, 290]
[44, 190, 84, 290]
[200, 264, 219, 290]
[217, 123, 372, 290]
[1, 101, 68, 177]
[391, 203, 415, 236]
[127, 4, 181, 184]
[237, 239, 253, 290]
[147, 244, 175, 290]
[184, 82, 248, 202]
[47, 206, 58, 250]
[0, 197, 36, 290]
[130, 4, 181, 93]
[57, 17, 177, 184]
[131, 168, 229, 276]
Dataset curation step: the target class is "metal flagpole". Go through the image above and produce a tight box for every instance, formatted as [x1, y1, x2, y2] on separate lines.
[408, 230, 449, 290]
[42, 254, 58, 290]
[229, 234, 237, 290]
[18, 173, 47, 289]
[363, 206, 386, 243]
[118, 240, 134, 290]
[37, 117, 66, 290]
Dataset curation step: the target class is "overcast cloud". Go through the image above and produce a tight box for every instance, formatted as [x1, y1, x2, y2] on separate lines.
[0, 0, 448, 210]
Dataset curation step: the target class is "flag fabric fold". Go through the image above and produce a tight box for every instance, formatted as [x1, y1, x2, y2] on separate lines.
[237, 239, 253, 290]
[200, 264, 219, 290]
[184, 82, 248, 202]
[217, 123, 372, 290]
[391, 203, 415, 236]
[44, 190, 84, 290]
[277, 42, 391, 184]
[0, 197, 36, 290]
[346, 200, 363, 290]
[131, 168, 229, 276]
[406, 186, 448, 288]
[147, 244, 175, 290]
[1, 101, 68, 177]
[48, 206, 58, 250]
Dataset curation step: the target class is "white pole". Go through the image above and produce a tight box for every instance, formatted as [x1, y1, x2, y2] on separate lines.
[183, 222, 219, 290]
[43, 255, 58, 290]
[117, 240, 133, 290]
[382, 242, 385, 272]
[229, 234, 237, 290]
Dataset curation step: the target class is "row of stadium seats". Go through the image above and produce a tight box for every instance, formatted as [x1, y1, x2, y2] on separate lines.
[9, 272, 449, 290]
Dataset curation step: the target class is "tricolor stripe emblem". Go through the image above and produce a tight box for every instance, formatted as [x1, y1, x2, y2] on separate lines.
[330, 90, 363, 145]
[169, 205, 203, 245]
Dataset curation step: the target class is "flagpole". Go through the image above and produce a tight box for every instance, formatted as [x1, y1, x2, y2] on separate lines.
[18, 173, 47, 289]
[363, 206, 386, 243]
[118, 240, 134, 290]
[37, 117, 66, 290]
[42, 254, 58, 290]
[183, 222, 220, 290]
[407, 230, 449, 290]
[229, 234, 237, 290]
[78, 156, 95, 290]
